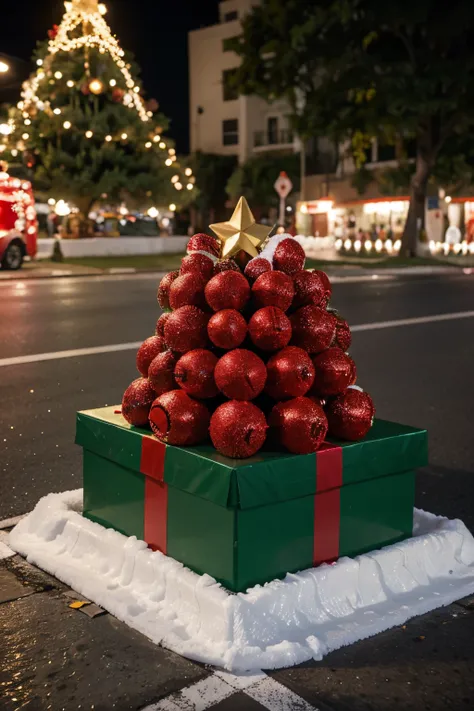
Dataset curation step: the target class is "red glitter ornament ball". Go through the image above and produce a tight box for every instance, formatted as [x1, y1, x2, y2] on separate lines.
[292, 270, 326, 308]
[244, 257, 272, 283]
[248, 306, 292, 352]
[148, 350, 178, 395]
[136, 335, 166, 377]
[273, 238, 305, 275]
[333, 315, 352, 352]
[214, 349, 267, 400]
[210, 400, 267, 458]
[207, 309, 247, 350]
[270, 397, 328, 454]
[169, 272, 206, 310]
[149, 390, 210, 446]
[180, 253, 215, 282]
[205, 271, 251, 312]
[156, 312, 171, 337]
[157, 270, 179, 310]
[326, 389, 375, 441]
[174, 349, 219, 399]
[252, 271, 294, 312]
[290, 305, 336, 354]
[187, 232, 220, 259]
[312, 269, 332, 305]
[164, 306, 209, 353]
[311, 347, 356, 397]
[265, 345, 315, 399]
[214, 259, 241, 275]
[122, 378, 156, 427]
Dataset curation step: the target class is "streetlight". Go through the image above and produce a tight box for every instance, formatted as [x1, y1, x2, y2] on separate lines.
[0, 61, 9, 74]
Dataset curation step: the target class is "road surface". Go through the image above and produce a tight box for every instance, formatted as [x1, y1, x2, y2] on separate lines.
[1, 270, 473, 710]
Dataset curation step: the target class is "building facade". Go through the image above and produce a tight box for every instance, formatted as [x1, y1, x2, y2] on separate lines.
[188, 0, 298, 164]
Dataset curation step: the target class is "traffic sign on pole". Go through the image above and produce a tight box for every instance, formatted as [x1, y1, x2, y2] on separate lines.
[274, 171, 293, 226]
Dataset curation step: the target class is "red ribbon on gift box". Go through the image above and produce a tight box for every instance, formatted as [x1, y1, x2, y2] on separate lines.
[313, 443, 343, 566]
[140, 436, 168, 554]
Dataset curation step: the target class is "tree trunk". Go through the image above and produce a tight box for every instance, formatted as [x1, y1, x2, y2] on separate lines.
[400, 151, 433, 257]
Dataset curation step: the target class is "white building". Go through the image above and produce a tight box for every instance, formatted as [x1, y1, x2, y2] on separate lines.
[188, 0, 298, 164]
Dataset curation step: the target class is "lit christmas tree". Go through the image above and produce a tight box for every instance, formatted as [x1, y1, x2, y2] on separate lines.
[2, 0, 195, 215]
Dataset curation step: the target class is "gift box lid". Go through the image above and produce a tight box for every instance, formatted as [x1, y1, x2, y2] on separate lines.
[76, 406, 428, 510]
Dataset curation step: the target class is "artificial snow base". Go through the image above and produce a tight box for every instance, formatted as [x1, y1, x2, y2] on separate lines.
[9, 490, 474, 672]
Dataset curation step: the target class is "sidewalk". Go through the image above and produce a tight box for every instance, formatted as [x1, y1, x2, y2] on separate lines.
[0, 256, 471, 281]
[1, 521, 474, 711]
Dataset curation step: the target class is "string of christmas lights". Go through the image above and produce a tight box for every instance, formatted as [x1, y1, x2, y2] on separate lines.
[4, 0, 195, 196]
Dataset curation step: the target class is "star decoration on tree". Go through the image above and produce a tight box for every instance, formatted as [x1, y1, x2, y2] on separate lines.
[210, 197, 271, 258]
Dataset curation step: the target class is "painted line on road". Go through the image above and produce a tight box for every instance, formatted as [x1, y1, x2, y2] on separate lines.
[0, 341, 143, 368]
[2, 310, 474, 369]
[0, 514, 27, 530]
[351, 310, 474, 332]
[0, 531, 15, 560]
[141, 670, 317, 711]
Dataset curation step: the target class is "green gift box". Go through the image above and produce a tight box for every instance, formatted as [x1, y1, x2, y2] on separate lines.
[76, 406, 428, 593]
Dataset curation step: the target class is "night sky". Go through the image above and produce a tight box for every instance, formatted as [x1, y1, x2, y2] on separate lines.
[0, 0, 220, 152]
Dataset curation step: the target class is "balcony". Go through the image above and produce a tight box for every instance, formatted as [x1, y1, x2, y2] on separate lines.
[253, 129, 294, 150]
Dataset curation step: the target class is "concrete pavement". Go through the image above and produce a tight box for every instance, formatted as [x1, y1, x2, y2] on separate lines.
[1, 270, 474, 709]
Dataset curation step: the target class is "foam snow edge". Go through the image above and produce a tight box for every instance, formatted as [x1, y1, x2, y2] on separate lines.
[8, 489, 474, 672]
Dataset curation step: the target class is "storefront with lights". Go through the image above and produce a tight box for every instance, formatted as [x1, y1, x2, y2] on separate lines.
[297, 194, 474, 256]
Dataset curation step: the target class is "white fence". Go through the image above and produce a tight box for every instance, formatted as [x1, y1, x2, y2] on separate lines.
[37, 236, 189, 260]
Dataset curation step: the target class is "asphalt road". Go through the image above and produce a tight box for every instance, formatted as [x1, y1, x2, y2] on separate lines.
[1, 270, 474, 711]
[1, 271, 474, 524]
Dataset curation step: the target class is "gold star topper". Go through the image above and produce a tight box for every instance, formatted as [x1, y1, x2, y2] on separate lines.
[210, 197, 271, 259]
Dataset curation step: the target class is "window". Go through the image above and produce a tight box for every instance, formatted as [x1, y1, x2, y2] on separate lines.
[223, 119, 239, 146]
[376, 142, 396, 162]
[267, 117, 279, 144]
[223, 69, 239, 101]
[222, 36, 238, 52]
[224, 10, 238, 22]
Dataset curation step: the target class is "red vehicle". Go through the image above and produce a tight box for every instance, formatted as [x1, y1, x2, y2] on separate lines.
[0, 165, 38, 270]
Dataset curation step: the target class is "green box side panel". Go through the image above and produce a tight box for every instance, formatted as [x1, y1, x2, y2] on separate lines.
[339, 470, 415, 557]
[166, 487, 236, 589]
[83, 449, 145, 540]
[77, 407, 427, 510]
[336, 420, 428, 486]
[236, 496, 314, 592]
[163, 446, 235, 508]
[235, 452, 316, 509]
[76, 410, 144, 472]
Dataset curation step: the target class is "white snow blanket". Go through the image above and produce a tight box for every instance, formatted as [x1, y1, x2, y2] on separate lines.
[9, 489, 474, 672]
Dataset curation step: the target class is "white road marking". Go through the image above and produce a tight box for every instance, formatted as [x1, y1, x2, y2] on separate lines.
[0, 341, 143, 368]
[247, 676, 318, 711]
[0, 530, 15, 560]
[0, 271, 163, 287]
[0, 514, 27, 530]
[2, 310, 474, 369]
[330, 274, 394, 283]
[351, 310, 474, 332]
[141, 671, 318, 711]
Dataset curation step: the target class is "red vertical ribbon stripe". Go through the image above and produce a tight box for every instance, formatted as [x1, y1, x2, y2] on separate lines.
[313, 443, 343, 566]
[140, 436, 168, 554]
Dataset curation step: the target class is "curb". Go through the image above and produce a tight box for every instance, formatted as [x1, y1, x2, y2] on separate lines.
[0, 264, 471, 282]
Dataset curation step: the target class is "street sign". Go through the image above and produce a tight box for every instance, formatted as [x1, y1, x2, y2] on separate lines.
[274, 172, 293, 226]
[274, 171, 293, 199]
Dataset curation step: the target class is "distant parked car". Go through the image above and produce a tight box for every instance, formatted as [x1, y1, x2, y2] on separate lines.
[0, 166, 38, 270]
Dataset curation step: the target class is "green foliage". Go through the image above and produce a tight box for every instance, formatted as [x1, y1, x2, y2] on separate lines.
[5, 36, 191, 211]
[191, 152, 237, 220]
[234, 0, 474, 146]
[232, 0, 474, 252]
[351, 166, 374, 196]
[377, 163, 415, 196]
[226, 153, 300, 207]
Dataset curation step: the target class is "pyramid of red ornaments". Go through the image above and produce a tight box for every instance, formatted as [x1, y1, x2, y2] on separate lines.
[122, 221, 375, 458]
